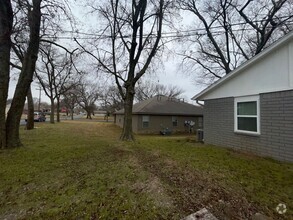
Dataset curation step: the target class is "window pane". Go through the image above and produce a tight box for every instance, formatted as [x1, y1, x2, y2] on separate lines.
[142, 122, 149, 128]
[237, 102, 257, 115]
[142, 116, 149, 122]
[142, 116, 149, 128]
[238, 117, 257, 132]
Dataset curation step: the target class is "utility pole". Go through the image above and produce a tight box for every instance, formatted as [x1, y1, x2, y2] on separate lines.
[36, 86, 41, 111]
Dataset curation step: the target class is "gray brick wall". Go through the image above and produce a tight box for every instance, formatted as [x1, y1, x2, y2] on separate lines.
[204, 90, 293, 162]
[260, 90, 293, 162]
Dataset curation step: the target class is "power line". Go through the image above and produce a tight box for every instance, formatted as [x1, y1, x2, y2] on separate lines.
[45, 14, 293, 38]
[42, 23, 293, 41]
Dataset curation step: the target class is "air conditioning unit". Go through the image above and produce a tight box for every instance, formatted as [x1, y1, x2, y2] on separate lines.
[197, 129, 204, 142]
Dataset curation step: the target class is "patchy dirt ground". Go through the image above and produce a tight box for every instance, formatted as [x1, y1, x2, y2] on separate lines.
[127, 147, 259, 219]
[106, 142, 283, 219]
[125, 133, 292, 220]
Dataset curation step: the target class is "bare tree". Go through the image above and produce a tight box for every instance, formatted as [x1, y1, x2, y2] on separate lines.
[1, 0, 74, 147]
[135, 79, 184, 101]
[75, 81, 100, 119]
[8, 2, 36, 131]
[76, 0, 173, 140]
[232, 0, 293, 55]
[100, 86, 124, 116]
[62, 87, 79, 120]
[35, 43, 77, 123]
[6, 0, 42, 147]
[178, 0, 293, 84]
[0, 0, 13, 148]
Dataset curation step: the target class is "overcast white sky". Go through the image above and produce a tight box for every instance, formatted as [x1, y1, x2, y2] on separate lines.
[8, 1, 205, 105]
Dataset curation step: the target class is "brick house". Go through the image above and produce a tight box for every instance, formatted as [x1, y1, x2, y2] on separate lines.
[114, 95, 203, 134]
[192, 32, 293, 162]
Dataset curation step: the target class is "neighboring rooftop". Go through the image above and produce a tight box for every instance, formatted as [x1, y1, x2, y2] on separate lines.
[115, 95, 203, 116]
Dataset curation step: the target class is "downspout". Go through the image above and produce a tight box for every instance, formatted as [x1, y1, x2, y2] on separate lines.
[196, 100, 204, 107]
[196, 99, 204, 142]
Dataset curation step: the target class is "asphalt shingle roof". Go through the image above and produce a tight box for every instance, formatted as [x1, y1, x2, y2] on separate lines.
[115, 95, 203, 116]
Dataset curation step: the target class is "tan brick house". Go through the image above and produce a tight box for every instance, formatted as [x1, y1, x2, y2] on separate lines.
[114, 95, 203, 134]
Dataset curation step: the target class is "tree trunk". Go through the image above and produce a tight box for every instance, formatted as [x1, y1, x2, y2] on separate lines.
[0, 0, 13, 148]
[6, 0, 41, 147]
[50, 98, 55, 123]
[56, 97, 60, 122]
[26, 87, 34, 130]
[120, 86, 135, 141]
[86, 111, 92, 119]
[106, 112, 109, 122]
[71, 109, 74, 120]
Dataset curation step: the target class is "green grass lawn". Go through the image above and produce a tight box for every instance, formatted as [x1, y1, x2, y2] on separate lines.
[0, 121, 292, 219]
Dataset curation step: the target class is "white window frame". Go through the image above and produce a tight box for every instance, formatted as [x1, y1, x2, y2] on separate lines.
[234, 95, 260, 135]
[142, 115, 150, 128]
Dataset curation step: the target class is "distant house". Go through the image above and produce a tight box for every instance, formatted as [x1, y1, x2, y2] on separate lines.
[60, 107, 67, 113]
[192, 32, 293, 162]
[114, 95, 203, 134]
[94, 110, 107, 117]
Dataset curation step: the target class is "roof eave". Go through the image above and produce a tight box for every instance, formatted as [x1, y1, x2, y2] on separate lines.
[192, 31, 293, 101]
[114, 112, 203, 116]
